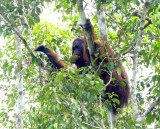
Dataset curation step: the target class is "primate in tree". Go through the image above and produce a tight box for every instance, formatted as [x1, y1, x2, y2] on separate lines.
[35, 19, 129, 114]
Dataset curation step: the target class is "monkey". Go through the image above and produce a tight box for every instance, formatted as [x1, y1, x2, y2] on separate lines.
[35, 19, 129, 115]
[70, 19, 129, 114]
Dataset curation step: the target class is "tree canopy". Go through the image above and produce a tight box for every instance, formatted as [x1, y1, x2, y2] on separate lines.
[0, 0, 159, 128]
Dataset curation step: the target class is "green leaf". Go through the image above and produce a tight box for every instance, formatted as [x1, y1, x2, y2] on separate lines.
[112, 98, 120, 105]
[2, 60, 9, 73]
[111, 78, 116, 82]
[65, 85, 73, 92]
[8, 65, 13, 76]
[71, 0, 77, 5]
[117, 67, 122, 75]
[152, 75, 157, 82]
[8, 99, 15, 107]
[146, 114, 153, 125]
[120, 81, 126, 87]
[36, 7, 42, 14]
[106, 62, 115, 71]
[32, 56, 39, 64]
[0, 51, 3, 58]
[33, 13, 40, 23]
[86, 74, 92, 80]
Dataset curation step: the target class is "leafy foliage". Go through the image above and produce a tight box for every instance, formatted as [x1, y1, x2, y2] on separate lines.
[32, 22, 73, 63]
[0, 0, 160, 128]
[26, 68, 108, 128]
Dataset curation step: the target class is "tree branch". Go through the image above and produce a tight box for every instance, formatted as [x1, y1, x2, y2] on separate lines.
[142, 97, 160, 117]
[77, 0, 96, 66]
[97, 4, 118, 129]
[135, 97, 160, 121]
[0, 13, 35, 57]
[0, 12, 55, 72]
[130, 1, 151, 119]
[123, 8, 152, 55]
[133, 11, 152, 29]
[97, 6, 107, 42]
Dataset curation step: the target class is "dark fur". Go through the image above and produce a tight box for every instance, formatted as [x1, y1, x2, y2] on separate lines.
[72, 38, 90, 68]
[35, 45, 67, 69]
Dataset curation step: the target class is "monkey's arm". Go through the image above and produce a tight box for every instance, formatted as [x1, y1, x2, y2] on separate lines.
[35, 45, 68, 69]
[83, 19, 96, 41]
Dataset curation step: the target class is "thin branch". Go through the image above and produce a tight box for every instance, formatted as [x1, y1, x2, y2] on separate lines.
[133, 11, 152, 29]
[141, 97, 160, 118]
[0, 13, 34, 57]
[143, 20, 152, 29]
[99, 95, 106, 129]
[82, 122, 99, 129]
[122, 46, 134, 55]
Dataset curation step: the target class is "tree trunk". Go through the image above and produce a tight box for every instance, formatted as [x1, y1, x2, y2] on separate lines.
[15, 35, 23, 129]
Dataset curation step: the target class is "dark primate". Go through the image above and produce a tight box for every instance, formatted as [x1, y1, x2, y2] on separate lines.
[35, 19, 129, 114]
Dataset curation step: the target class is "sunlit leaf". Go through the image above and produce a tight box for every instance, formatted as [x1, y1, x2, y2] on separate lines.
[146, 114, 153, 125]
[112, 98, 120, 105]
[117, 67, 122, 75]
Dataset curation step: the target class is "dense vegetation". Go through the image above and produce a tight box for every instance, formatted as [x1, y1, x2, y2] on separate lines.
[0, 0, 159, 128]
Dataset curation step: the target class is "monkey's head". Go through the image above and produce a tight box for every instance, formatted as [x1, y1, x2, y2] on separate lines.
[70, 38, 90, 68]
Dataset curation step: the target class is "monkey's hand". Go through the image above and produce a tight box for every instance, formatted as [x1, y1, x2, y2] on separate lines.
[35, 45, 47, 53]
[35, 45, 52, 56]
[83, 19, 92, 31]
